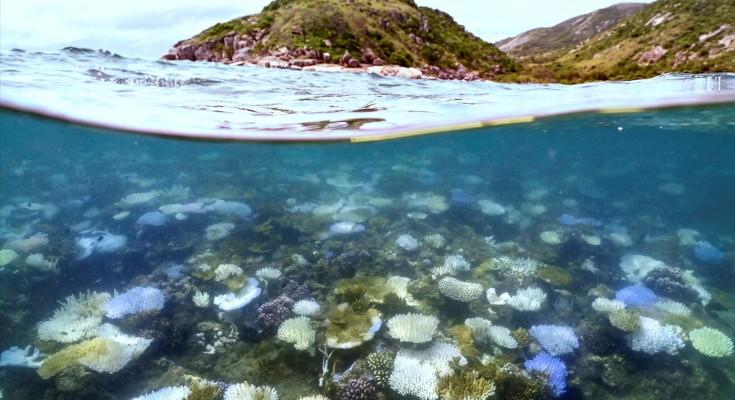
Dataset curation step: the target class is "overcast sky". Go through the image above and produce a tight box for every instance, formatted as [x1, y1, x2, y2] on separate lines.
[0, 0, 652, 59]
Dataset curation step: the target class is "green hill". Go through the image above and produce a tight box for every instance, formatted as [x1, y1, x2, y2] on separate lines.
[496, 3, 646, 62]
[504, 0, 735, 83]
[164, 0, 517, 79]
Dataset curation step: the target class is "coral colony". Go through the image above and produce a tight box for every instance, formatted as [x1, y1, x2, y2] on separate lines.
[1, 135, 734, 400]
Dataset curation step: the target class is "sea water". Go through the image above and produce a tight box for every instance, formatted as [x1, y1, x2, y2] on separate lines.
[0, 48, 734, 400]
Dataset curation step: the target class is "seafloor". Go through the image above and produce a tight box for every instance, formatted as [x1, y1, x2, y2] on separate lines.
[0, 108, 734, 400]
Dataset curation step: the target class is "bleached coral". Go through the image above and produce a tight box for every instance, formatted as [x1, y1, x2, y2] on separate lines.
[213, 277, 262, 311]
[120, 190, 160, 205]
[0, 249, 18, 267]
[492, 256, 540, 280]
[223, 382, 278, 400]
[591, 298, 626, 313]
[4, 234, 49, 252]
[689, 283, 712, 306]
[465, 317, 493, 341]
[477, 199, 505, 216]
[438, 277, 483, 302]
[688, 327, 733, 357]
[530, 325, 579, 356]
[619, 255, 665, 283]
[654, 300, 691, 317]
[487, 326, 518, 349]
[431, 254, 471, 276]
[0, 345, 44, 368]
[255, 267, 282, 281]
[39, 324, 151, 379]
[389, 353, 438, 400]
[192, 291, 210, 308]
[130, 386, 191, 400]
[396, 234, 419, 251]
[292, 299, 321, 316]
[105, 287, 165, 319]
[37, 291, 111, 343]
[387, 313, 439, 343]
[215, 263, 243, 281]
[204, 200, 252, 219]
[277, 317, 315, 351]
[629, 317, 685, 355]
[205, 222, 235, 241]
[423, 233, 446, 250]
[24, 253, 57, 271]
[506, 286, 546, 311]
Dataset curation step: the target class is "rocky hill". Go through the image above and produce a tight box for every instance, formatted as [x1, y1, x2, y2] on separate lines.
[505, 0, 735, 83]
[164, 0, 517, 80]
[496, 3, 646, 62]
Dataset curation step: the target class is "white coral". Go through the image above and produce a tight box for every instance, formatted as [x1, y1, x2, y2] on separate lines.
[386, 313, 439, 343]
[130, 386, 191, 400]
[431, 254, 471, 276]
[37, 291, 111, 343]
[255, 267, 282, 281]
[506, 286, 546, 311]
[629, 317, 685, 355]
[438, 277, 483, 302]
[591, 297, 626, 313]
[192, 291, 210, 308]
[214, 263, 243, 281]
[292, 300, 321, 316]
[277, 317, 315, 351]
[224, 382, 278, 400]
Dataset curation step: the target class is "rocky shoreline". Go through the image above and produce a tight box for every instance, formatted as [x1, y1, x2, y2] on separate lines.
[162, 31, 503, 81]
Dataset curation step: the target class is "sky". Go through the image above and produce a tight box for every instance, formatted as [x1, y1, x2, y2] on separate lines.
[0, 0, 653, 59]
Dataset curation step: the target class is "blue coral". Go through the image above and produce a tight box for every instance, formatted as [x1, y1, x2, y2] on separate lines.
[615, 285, 656, 307]
[693, 241, 724, 265]
[524, 351, 568, 397]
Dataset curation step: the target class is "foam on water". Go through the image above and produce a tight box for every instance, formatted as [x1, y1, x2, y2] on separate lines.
[1, 48, 734, 141]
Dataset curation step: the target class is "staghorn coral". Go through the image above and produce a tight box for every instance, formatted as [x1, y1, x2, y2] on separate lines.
[380, 292, 410, 316]
[608, 309, 641, 332]
[105, 286, 165, 319]
[131, 386, 191, 400]
[529, 325, 579, 356]
[277, 316, 315, 351]
[437, 370, 495, 400]
[524, 351, 567, 397]
[629, 316, 685, 355]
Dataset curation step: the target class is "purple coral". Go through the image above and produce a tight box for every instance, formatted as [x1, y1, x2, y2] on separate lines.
[256, 296, 294, 331]
[524, 351, 568, 397]
[282, 280, 310, 302]
[338, 378, 377, 400]
[642, 266, 698, 304]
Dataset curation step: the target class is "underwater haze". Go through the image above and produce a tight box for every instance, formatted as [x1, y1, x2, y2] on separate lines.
[1, 48, 735, 400]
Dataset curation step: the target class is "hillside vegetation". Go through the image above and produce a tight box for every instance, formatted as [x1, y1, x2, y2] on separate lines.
[501, 0, 735, 83]
[167, 0, 517, 79]
[496, 3, 646, 62]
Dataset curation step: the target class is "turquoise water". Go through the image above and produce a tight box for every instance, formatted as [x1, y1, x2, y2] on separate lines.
[1, 49, 734, 400]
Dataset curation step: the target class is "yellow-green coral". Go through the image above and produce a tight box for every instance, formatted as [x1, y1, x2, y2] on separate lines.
[511, 328, 532, 348]
[38, 338, 116, 379]
[609, 309, 641, 332]
[536, 266, 572, 286]
[438, 370, 496, 400]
